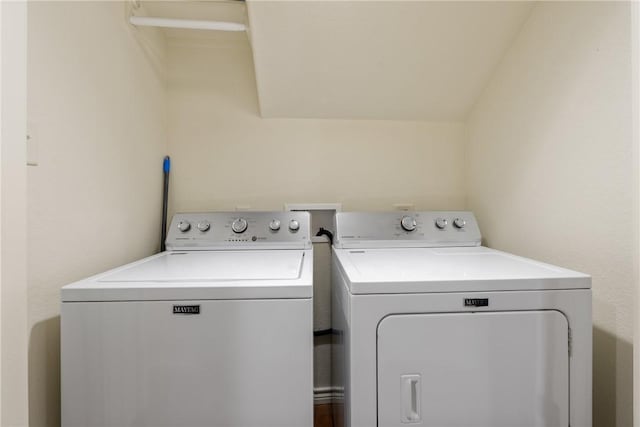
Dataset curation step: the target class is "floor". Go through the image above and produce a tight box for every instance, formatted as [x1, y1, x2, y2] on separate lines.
[314, 404, 335, 427]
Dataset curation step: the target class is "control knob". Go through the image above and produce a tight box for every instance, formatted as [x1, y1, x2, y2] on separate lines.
[453, 218, 466, 229]
[197, 221, 210, 232]
[400, 216, 417, 232]
[231, 218, 248, 234]
[435, 218, 448, 230]
[269, 219, 281, 231]
[289, 219, 300, 232]
[177, 220, 191, 232]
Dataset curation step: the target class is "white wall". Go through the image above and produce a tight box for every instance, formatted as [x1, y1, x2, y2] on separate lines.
[27, 2, 167, 426]
[166, 39, 466, 215]
[466, 3, 633, 426]
[1, 2, 29, 425]
[166, 35, 467, 392]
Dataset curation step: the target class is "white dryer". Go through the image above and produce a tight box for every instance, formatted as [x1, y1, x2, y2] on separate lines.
[331, 211, 591, 427]
[61, 211, 313, 427]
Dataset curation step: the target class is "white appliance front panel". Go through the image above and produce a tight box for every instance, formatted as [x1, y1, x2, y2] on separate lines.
[377, 311, 569, 427]
[335, 246, 589, 294]
[61, 298, 313, 427]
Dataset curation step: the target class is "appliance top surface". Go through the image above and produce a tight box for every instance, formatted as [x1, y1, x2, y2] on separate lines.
[333, 246, 590, 294]
[62, 249, 313, 302]
[60, 211, 315, 302]
[100, 250, 304, 282]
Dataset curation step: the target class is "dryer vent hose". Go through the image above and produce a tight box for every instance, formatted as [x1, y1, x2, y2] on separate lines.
[315, 227, 334, 245]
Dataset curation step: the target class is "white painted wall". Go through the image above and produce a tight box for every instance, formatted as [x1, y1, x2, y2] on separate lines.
[1, 2, 29, 425]
[165, 36, 466, 392]
[466, 3, 633, 426]
[27, 2, 167, 426]
[166, 39, 466, 215]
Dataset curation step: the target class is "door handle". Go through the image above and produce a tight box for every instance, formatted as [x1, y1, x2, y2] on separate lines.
[401, 374, 421, 423]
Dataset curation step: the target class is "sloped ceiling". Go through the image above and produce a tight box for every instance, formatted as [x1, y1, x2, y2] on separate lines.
[246, 1, 533, 120]
[142, 1, 533, 121]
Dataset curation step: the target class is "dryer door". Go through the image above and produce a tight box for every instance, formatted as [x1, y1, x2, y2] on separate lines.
[377, 311, 569, 427]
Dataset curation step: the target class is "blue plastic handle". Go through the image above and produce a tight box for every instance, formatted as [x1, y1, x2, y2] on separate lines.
[163, 156, 171, 173]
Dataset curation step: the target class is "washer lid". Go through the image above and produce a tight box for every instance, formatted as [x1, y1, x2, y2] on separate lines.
[334, 246, 590, 294]
[61, 250, 312, 302]
[101, 251, 303, 282]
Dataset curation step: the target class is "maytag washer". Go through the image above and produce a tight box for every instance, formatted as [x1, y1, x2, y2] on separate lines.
[331, 211, 591, 427]
[61, 211, 313, 427]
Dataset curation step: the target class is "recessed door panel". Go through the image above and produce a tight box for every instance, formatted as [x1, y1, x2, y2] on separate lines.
[377, 311, 569, 427]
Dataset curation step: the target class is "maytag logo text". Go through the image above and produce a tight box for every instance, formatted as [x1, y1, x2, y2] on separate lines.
[173, 305, 200, 314]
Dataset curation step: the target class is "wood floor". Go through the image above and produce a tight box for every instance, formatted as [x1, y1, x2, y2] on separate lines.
[314, 404, 335, 427]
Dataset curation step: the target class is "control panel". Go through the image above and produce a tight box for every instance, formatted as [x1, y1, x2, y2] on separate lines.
[333, 211, 481, 249]
[165, 211, 311, 250]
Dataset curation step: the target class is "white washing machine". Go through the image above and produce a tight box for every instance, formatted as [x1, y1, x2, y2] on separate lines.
[331, 211, 591, 427]
[61, 211, 313, 427]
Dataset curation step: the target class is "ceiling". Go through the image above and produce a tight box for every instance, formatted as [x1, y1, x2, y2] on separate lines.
[247, 1, 533, 121]
[140, 1, 533, 121]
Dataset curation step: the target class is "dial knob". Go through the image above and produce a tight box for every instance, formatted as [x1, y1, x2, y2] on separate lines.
[289, 219, 300, 232]
[269, 219, 281, 231]
[453, 218, 466, 229]
[435, 217, 448, 230]
[197, 221, 210, 232]
[231, 218, 248, 234]
[177, 220, 191, 232]
[400, 216, 417, 232]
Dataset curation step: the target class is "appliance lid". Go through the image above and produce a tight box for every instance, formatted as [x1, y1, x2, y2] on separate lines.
[334, 246, 590, 294]
[99, 250, 304, 282]
[61, 250, 312, 302]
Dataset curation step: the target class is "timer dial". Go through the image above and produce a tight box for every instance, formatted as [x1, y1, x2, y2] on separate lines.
[177, 221, 191, 232]
[400, 216, 417, 232]
[231, 218, 248, 234]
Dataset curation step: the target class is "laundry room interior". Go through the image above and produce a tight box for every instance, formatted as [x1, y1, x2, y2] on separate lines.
[1, 1, 638, 427]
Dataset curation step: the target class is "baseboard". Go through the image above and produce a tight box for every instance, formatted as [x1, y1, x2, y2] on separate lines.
[313, 386, 342, 404]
